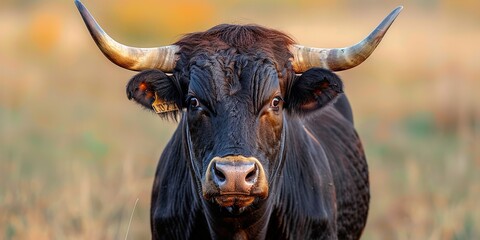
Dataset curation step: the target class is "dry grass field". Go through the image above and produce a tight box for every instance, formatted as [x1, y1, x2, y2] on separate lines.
[1, 0, 479, 239]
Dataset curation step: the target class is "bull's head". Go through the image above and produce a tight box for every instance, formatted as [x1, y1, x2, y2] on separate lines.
[75, 0, 401, 215]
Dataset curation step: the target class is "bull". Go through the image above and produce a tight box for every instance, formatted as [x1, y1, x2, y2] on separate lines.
[75, 0, 401, 239]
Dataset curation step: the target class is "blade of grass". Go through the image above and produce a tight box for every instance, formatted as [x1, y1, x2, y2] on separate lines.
[125, 198, 139, 240]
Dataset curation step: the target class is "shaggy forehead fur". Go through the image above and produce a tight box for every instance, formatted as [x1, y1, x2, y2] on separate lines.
[174, 24, 296, 76]
[173, 24, 297, 113]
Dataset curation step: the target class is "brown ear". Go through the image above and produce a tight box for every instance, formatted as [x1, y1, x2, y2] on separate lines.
[126, 69, 183, 119]
[286, 68, 344, 115]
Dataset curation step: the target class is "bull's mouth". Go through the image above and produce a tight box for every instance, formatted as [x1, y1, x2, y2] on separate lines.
[215, 194, 256, 208]
[214, 194, 257, 214]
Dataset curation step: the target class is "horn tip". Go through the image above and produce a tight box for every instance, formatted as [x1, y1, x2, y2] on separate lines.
[379, 5, 403, 32]
[391, 6, 404, 17]
[74, 0, 89, 19]
[74, 0, 83, 9]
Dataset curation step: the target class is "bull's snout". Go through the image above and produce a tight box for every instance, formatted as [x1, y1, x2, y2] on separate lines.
[203, 156, 268, 208]
[212, 160, 258, 193]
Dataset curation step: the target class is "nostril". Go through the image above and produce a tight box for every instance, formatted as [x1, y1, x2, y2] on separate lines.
[213, 163, 226, 183]
[245, 165, 258, 184]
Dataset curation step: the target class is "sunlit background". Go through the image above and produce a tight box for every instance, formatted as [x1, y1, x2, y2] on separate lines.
[1, 0, 479, 239]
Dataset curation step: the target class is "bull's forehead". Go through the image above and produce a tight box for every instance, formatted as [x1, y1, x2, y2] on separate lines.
[187, 52, 281, 113]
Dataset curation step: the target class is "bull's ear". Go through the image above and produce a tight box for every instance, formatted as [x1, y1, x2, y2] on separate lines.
[126, 69, 183, 119]
[286, 68, 343, 114]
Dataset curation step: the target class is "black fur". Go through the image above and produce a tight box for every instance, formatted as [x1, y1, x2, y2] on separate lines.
[124, 24, 369, 239]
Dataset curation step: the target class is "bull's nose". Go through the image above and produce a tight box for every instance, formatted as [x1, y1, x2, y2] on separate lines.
[203, 156, 268, 201]
[212, 160, 258, 192]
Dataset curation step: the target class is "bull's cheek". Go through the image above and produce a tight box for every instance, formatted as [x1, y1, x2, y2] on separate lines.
[258, 112, 283, 156]
[187, 115, 213, 159]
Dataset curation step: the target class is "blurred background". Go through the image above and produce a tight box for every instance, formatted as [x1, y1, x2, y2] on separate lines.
[1, 0, 479, 239]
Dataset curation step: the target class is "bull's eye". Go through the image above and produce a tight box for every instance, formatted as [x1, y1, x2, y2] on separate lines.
[270, 97, 282, 110]
[189, 97, 200, 109]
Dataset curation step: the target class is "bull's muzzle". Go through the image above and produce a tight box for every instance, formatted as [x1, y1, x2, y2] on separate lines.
[203, 156, 268, 209]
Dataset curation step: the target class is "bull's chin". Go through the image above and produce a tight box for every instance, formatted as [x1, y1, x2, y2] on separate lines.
[213, 195, 257, 215]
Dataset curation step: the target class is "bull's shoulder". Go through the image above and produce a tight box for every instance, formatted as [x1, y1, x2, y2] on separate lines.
[267, 123, 339, 239]
[303, 106, 369, 239]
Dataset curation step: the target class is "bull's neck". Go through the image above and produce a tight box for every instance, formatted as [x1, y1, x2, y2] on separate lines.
[203, 201, 273, 240]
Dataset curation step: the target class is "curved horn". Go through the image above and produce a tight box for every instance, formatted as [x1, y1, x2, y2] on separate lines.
[290, 6, 403, 73]
[74, 0, 179, 72]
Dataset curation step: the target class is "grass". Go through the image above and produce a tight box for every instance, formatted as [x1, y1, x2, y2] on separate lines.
[1, 0, 479, 239]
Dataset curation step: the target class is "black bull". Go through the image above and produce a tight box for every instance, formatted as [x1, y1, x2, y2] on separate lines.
[75, 1, 402, 239]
